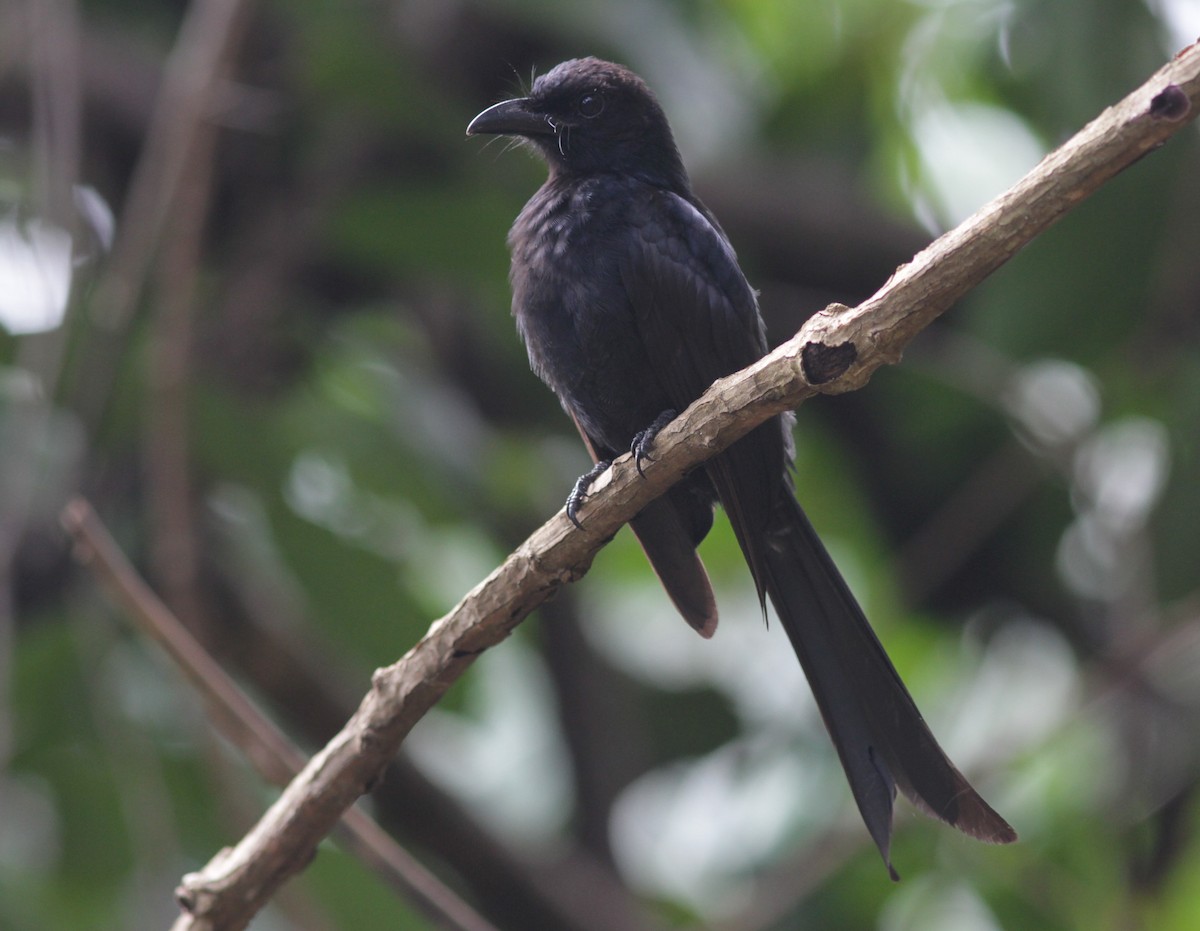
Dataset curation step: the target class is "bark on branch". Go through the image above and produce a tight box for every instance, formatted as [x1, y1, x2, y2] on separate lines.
[167, 41, 1200, 930]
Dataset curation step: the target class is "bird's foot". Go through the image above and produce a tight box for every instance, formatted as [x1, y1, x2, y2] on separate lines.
[631, 410, 676, 477]
[566, 459, 612, 529]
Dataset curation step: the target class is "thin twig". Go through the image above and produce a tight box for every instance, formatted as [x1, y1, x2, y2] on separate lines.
[69, 0, 251, 435]
[162, 40, 1200, 931]
[142, 57, 216, 641]
[60, 500, 499, 931]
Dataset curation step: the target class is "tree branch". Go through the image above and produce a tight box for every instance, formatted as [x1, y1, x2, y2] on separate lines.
[59, 500, 499, 931]
[163, 41, 1200, 930]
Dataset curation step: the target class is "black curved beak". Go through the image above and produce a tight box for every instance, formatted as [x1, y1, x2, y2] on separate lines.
[466, 97, 555, 137]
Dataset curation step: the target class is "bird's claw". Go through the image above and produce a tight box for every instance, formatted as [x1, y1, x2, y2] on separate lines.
[565, 459, 612, 529]
[631, 409, 676, 477]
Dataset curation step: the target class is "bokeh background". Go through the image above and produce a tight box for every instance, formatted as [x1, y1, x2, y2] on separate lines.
[3, 1, 1200, 928]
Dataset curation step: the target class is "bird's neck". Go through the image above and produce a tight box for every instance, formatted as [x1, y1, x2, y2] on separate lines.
[545, 161, 691, 197]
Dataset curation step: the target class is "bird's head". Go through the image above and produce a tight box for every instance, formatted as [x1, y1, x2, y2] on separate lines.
[467, 57, 688, 189]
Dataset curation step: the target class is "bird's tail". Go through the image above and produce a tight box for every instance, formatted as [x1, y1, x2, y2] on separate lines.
[760, 492, 1016, 877]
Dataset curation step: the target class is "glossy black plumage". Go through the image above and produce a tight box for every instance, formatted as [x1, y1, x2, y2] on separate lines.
[468, 57, 1015, 875]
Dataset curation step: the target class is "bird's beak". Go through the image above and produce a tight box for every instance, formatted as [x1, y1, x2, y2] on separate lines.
[466, 97, 555, 137]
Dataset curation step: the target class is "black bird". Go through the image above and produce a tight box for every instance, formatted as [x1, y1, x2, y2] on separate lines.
[468, 57, 1015, 877]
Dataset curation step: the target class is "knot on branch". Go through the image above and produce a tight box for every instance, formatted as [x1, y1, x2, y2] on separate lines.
[176, 883, 198, 914]
[1149, 83, 1191, 121]
[801, 340, 858, 386]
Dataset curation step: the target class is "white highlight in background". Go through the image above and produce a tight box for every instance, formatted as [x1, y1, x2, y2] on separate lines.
[0, 216, 72, 335]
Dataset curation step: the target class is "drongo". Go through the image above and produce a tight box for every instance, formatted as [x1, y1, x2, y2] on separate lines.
[468, 56, 1015, 877]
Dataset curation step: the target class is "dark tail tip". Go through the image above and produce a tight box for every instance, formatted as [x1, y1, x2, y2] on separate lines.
[955, 800, 1018, 845]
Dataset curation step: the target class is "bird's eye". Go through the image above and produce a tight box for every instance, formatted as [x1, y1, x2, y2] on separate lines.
[577, 92, 605, 118]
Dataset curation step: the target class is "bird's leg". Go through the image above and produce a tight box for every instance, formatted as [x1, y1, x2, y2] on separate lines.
[631, 409, 676, 477]
[566, 459, 611, 529]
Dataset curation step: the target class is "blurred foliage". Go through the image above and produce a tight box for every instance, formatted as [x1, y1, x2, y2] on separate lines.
[2, 0, 1200, 929]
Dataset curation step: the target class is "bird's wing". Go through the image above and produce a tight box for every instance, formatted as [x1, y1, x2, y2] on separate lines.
[617, 189, 787, 596]
[618, 190, 766, 406]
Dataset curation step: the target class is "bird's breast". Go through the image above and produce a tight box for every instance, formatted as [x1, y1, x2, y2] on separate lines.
[507, 179, 668, 449]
